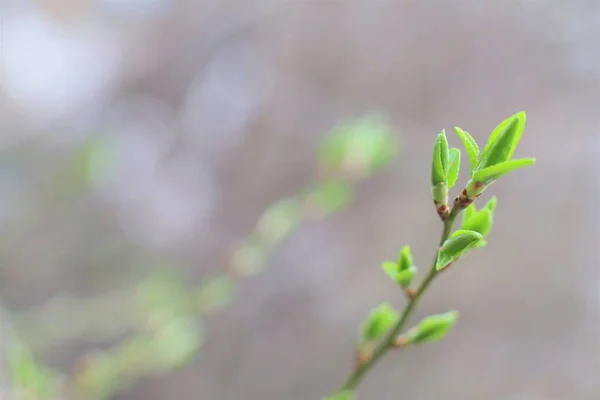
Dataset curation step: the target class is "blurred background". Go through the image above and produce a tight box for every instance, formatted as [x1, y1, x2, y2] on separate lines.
[1, 0, 600, 399]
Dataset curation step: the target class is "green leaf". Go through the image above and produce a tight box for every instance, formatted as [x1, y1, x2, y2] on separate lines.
[395, 265, 417, 288]
[435, 251, 453, 272]
[431, 131, 449, 186]
[406, 311, 458, 344]
[447, 148, 461, 189]
[383, 252, 416, 288]
[462, 203, 476, 226]
[461, 208, 493, 237]
[471, 239, 488, 250]
[461, 196, 497, 239]
[484, 196, 497, 213]
[473, 158, 536, 183]
[310, 179, 353, 215]
[436, 230, 483, 271]
[397, 246, 413, 271]
[323, 390, 356, 400]
[361, 303, 400, 342]
[381, 261, 399, 280]
[478, 112, 526, 170]
[454, 127, 479, 174]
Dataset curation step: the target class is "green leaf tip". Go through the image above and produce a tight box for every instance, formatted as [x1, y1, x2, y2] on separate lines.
[361, 303, 400, 342]
[484, 196, 497, 212]
[398, 245, 413, 271]
[462, 203, 476, 225]
[436, 230, 483, 271]
[461, 197, 497, 235]
[383, 247, 416, 288]
[431, 130, 449, 186]
[447, 148, 461, 189]
[461, 208, 493, 238]
[323, 390, 355, 400]
[454, 127, 479, 174]
[406, 311, 459, 344]
[473, 158, 536, 183]
[457, 112, 534, 201]
[382, 261, 399, 280]
[478, 111, 527, 171]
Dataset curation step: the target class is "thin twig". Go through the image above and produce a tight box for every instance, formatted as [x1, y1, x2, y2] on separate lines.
[339, 207, 461, 391]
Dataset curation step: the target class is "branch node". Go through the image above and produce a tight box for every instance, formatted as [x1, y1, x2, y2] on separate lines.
[394, 335, 410, 348]
[356, 344, 373, 365]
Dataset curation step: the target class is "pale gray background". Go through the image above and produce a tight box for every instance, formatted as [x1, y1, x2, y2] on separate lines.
[1, 1, 599, 399]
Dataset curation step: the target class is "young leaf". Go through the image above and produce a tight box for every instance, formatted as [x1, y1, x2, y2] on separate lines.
[484, 196, 497, 213]
[398, 246, 413, 271]
[431, 131, 449, 186]
[462, 203, 477, 226]
[382, 261, 399, 280]
[461, 208, 493, 237]
[360, 303, 400, 342]
[406, 311, 458, 344]
[454, 127, 479, 174]
[477, 112, 526, 170]
[471, 239, 488, 250]
[436, 251, 453, 271]
[447, 148, 461, 189]
[436, 230, 483, 271]
[395, 265, 417, 288]
[473, 158, 536, 183]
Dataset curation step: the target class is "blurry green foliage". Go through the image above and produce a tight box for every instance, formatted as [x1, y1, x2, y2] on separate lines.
[72, 136, 116, 186]
[256, 198, 303, 245]
[196, 275, 236, 314]
[308, 179, 353, 216]
[150, 316, 204, 370]
[135, 270, 194, 326]
[8, 344, 61, 399]
[319, 114, 399, 176]
[230, 238, 268, 276]
[7, 113, 400, 399]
